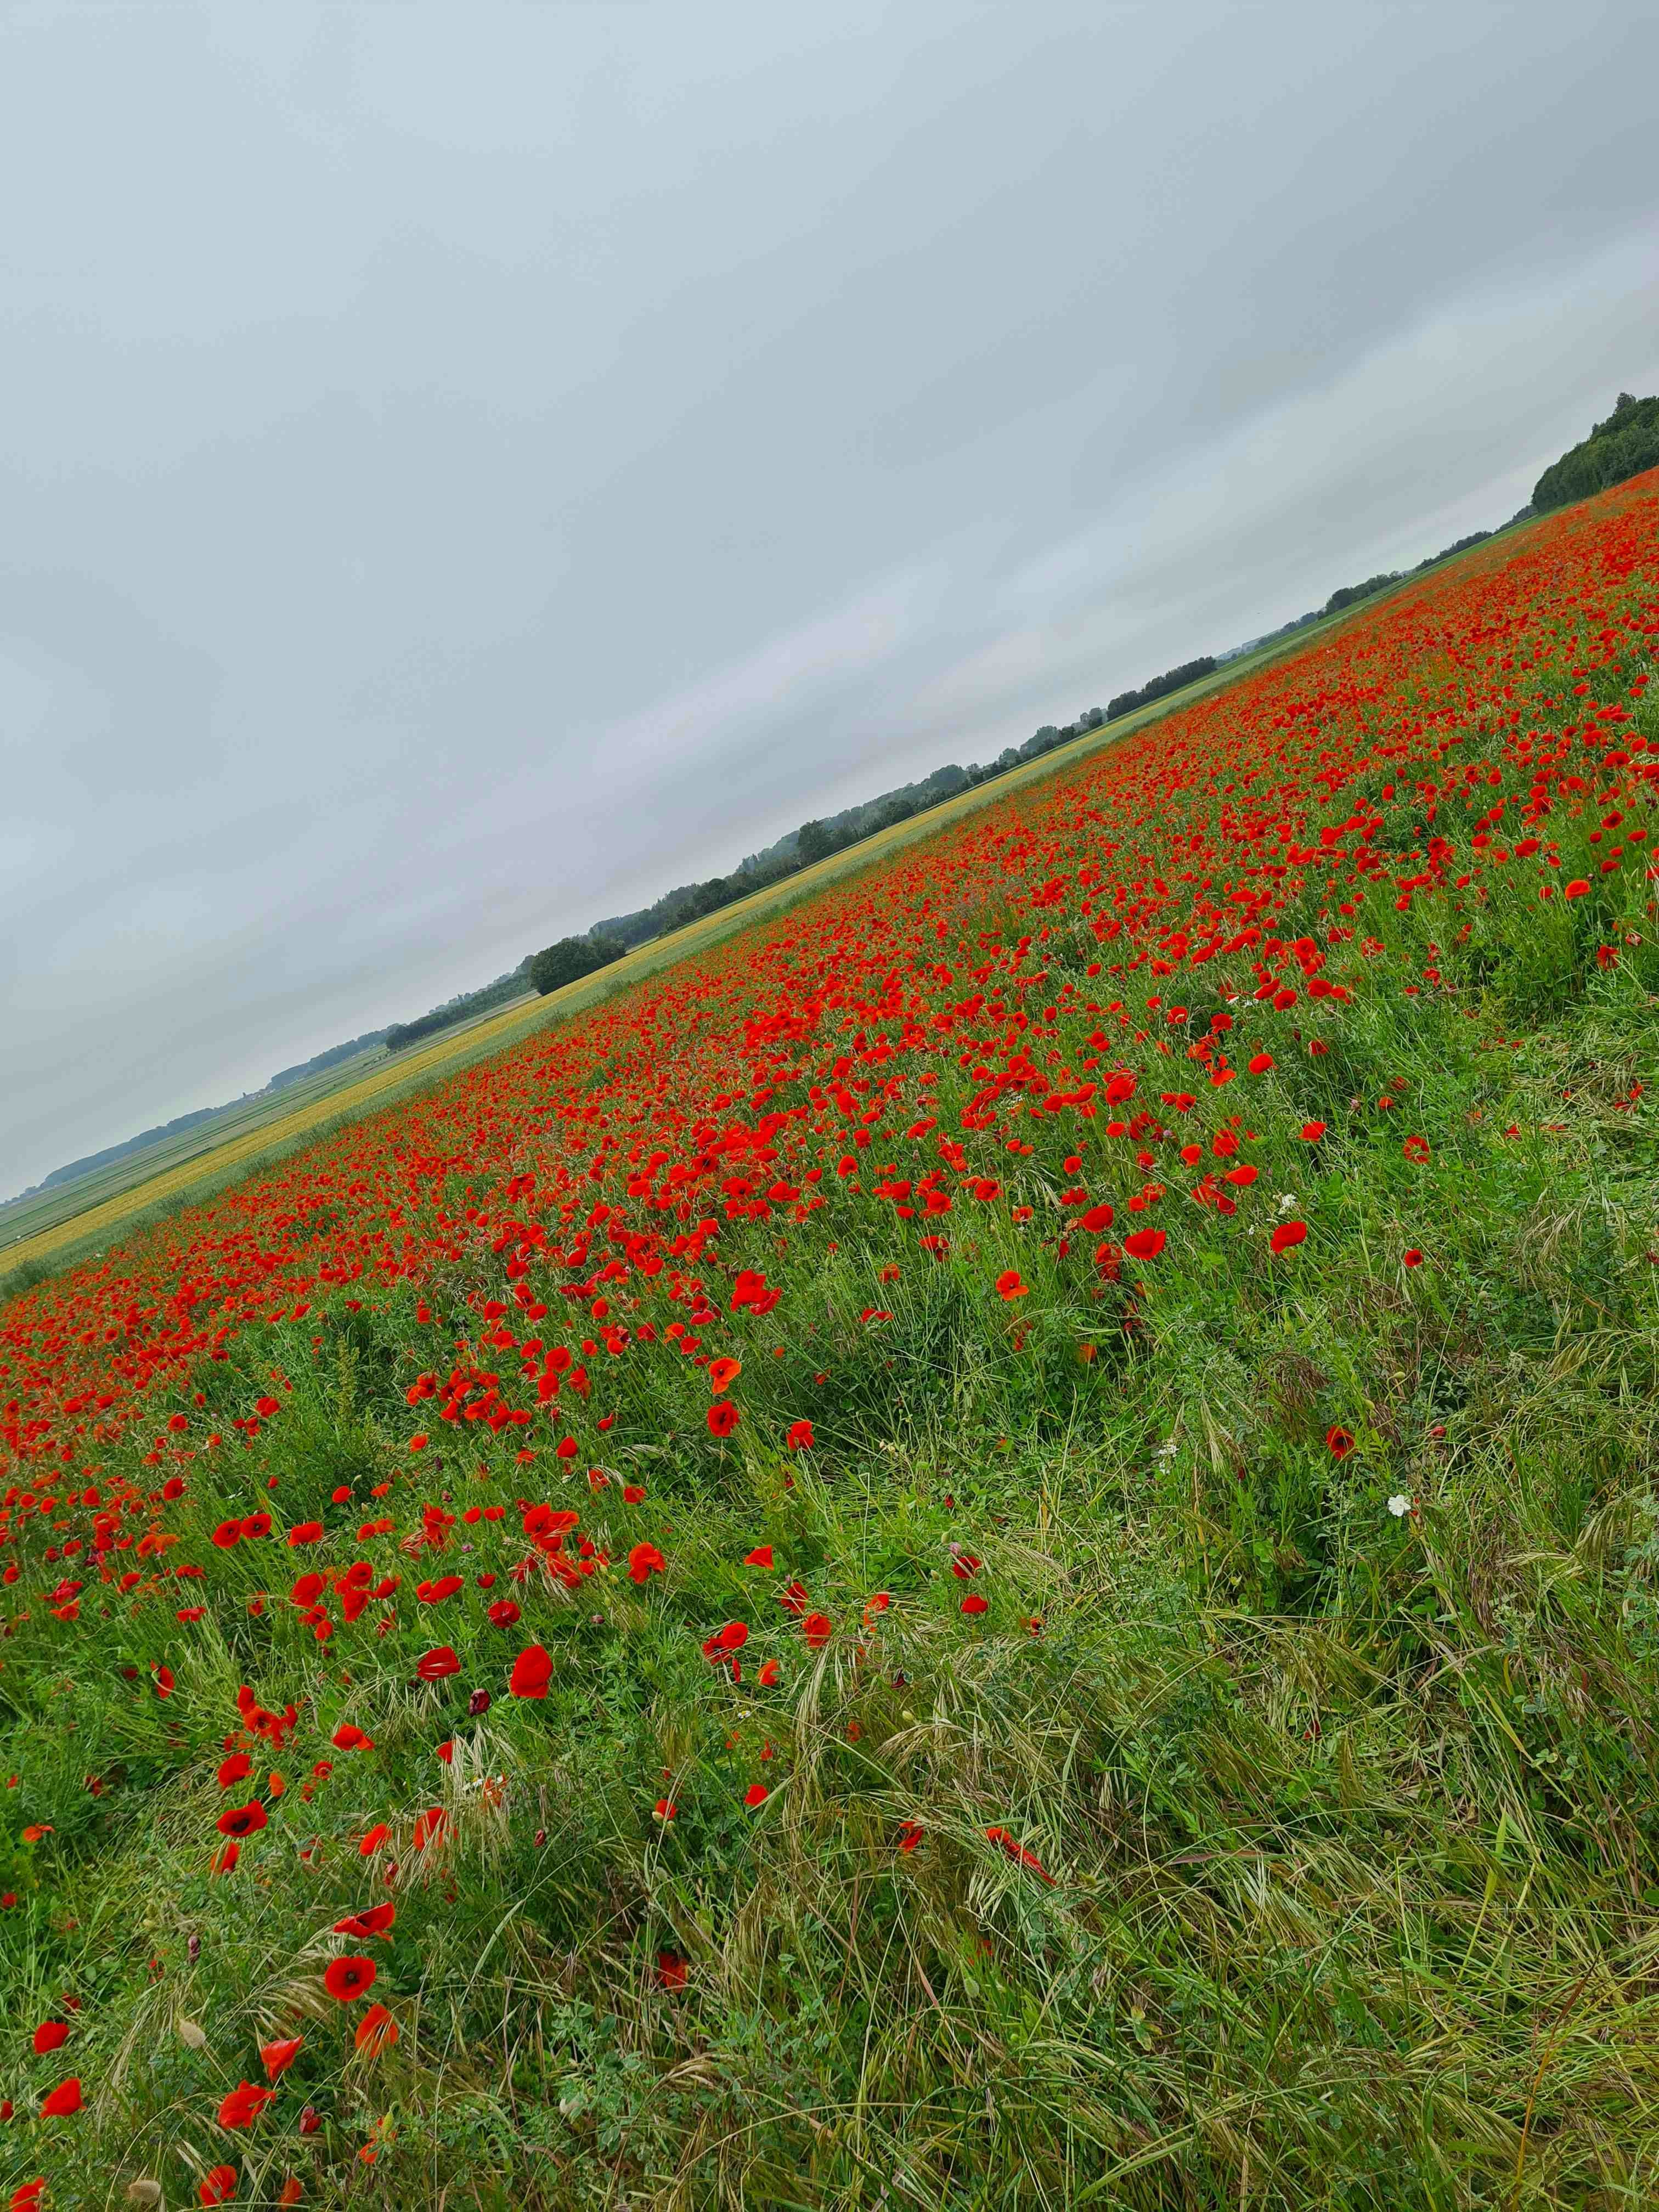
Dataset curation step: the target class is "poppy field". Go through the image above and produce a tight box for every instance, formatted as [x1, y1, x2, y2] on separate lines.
[3, 475, 1659, 2209]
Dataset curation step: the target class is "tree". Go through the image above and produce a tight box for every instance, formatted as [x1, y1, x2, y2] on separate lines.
[796, 820, 834, 866]
[527, 935, 624, 997]
[1533, 393, 1659, 514]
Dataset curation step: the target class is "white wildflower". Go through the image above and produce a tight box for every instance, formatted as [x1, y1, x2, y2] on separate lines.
[1387, 1493, 1412, 1517]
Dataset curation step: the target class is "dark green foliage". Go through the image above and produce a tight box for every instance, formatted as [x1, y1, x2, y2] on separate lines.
[1324, 571, 1401, 616]
[30, 1106, 224, 1192]
[1534, 393, 1659, 514]
[385, 965, 535, 1049]
[1108, 657, 1218, 721]
[526, 934, 627, 997]
[266, 1029, 390, 1089]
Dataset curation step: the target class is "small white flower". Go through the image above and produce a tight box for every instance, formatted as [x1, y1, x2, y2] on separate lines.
[1278, 1193, 1300, 1212]
[1387, 1493, 1412, 1517]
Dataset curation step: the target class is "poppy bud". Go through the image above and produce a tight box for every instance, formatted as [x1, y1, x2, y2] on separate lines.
[467, 1688, 492, 1717]
[299, 2106, 320, 2135]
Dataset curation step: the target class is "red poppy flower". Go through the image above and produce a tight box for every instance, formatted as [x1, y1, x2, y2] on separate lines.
[31, 2022, 68, 2056]
[415, 1647, 461, 1681]
[1325, 1426, 1356, 1459]
[708, 1356, 742, 1395]
[655, 1951, 689, 1990]
[40, 2076, 81, 2118]
[260, 2035, 304, 2080]
[523, 1503, 581, 1541]
[985, 1827, 1055, 1884]
[785, 1420, 814, 1451]
[743, 1783, 768, 1808]
[995, 1270, 1026, 1301]
[358, 1822, 391, 1857]
[743, 1544, 774, 1567]
[897, 1820, 924, 1853]
[757, 1659, 781, 1686]
[801, 1611, 833, 1649]
[334, 1901, 396, 1940]
[199, 2168, 238, 2208]
[1403, 1248, 1424, 1267]
[354, 2001, 399, 2055]
[960, 1593, 989, 1616]
[628, 1542, 667, 1583]
[509, 1643, 552, 1699]
[218, 2079, 274, 2128]
[286, 1522, 324, 1547]
[323, 1955, 376, 2003]
[1269, 1220, 1307, 1253]
[330, 1724, 374, 1752]
[1299, 1121, 1327, 1142]
[702, 1621, 748, 1661]
[216, 1801, 268, 1839]
[706, 1400, 740, 1439]
[1564, 878, 1590, 899]
[487, 1597, 522, 1628]
[1123, 1227, 1166, 1261]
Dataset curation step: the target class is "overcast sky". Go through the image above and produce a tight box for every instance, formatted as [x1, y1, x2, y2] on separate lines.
[4, 3, 1657, 1196]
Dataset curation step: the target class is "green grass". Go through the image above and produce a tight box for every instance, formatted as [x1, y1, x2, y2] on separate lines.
[7, 934, 1659, 2208]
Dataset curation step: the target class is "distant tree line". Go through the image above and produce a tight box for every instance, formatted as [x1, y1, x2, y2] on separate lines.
[385, 964, 536, 1051]
[573, 717, 1135, 960]
[1533, 393, 1659, 514]
[1239, 525, 1515, 654]
[370, 448, 1599, 1050]
[268, 1030, 390, 1090]
[29, 1106, 225, 1194]
[527, 935, 627, 995]
[1107, 658, 1217, 721]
